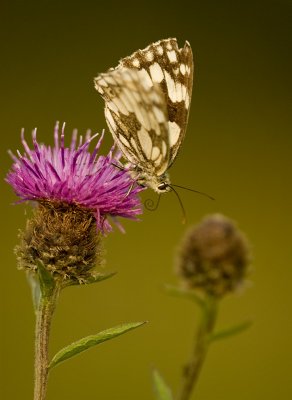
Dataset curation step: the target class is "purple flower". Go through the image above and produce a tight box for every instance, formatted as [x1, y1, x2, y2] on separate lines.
[6, 122, 144, 232]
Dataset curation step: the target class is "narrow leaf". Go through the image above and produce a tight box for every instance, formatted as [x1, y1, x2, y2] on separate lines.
[208, 320, 253, 343]
[164, 284, 205, 309]
[49, 321, 146, 370]
[153, 369, 173, 400]
[84, 271, 117, 284]
[64, 271, 117, 287]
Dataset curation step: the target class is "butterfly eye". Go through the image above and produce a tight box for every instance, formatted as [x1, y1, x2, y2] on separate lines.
[158, 182, 168, 191]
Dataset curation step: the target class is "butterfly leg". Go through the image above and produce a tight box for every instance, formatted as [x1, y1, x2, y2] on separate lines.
[111, 162, 125, 171]
[124, 180, 136, 198]
[110, 163, 145, 199]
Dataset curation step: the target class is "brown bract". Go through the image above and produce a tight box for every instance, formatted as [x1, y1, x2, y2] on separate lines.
[15, 200, 104, 284]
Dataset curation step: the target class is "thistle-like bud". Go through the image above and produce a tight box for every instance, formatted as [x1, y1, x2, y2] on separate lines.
[15, 201, 104, 284]
[176, 214, 251, 297]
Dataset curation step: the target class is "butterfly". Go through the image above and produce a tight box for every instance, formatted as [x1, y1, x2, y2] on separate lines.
[94, 38, 194, 194]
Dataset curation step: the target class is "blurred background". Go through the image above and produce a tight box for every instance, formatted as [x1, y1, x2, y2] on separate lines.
[1, 1, 291, 399]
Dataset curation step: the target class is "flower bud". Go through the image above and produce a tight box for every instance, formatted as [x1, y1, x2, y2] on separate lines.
[176, 214, 251, 297]
[15, 200, 104, 284]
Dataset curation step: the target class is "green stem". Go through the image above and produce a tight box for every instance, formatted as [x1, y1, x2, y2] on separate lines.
[177, 296, 218, 400]
[34, 286, 59, 400]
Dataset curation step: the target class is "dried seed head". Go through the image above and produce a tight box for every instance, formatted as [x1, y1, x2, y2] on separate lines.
[176, 214, 251, 297]
[15, 200, 104, 284]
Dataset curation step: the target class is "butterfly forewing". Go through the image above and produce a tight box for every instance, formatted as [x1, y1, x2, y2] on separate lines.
[119, 38, 194, 167]
[95, 68, 170, 176]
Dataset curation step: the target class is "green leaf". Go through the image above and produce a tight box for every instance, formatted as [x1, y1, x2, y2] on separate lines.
[64, 271, 117, 287]
[208, 319, 253, 343]
[164, 284, 206, 309]
[84, 271, 117, 284]
[36, 260, 55, 297]
[49, 321, 146, 370]
[153, 369, 173, 400]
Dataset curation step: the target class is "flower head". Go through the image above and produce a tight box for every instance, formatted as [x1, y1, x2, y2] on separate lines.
[6, 122, 144, 232]
[176, 214, 251, 297]
[15, 201, 105, 283]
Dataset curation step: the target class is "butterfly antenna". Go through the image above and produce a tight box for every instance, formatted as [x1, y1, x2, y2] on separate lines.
[171, 184, 215, 201]
[168, 185, 187, 224]
[144, 194, 162, 212]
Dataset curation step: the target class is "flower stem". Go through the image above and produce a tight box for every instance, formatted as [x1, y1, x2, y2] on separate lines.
[34, 286, 59, 400]
[177, 296, 218, 400]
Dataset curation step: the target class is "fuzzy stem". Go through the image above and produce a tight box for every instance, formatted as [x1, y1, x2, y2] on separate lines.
[34, 286, 59, 400]
[177, 296, 218, 400]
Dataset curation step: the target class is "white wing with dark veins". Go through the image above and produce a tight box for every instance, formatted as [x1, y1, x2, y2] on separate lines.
[94, 38, 194, 185]
[95, 67, 170, 176]
[119, 38, 194, 167]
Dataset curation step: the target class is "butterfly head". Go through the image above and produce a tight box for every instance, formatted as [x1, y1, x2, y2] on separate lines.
[146, 174, 171, 194]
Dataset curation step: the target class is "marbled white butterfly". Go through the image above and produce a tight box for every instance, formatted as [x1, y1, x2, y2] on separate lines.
[94, 38, 193, 194]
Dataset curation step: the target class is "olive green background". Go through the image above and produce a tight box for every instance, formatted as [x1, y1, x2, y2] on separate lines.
[1, 1, 291, 399]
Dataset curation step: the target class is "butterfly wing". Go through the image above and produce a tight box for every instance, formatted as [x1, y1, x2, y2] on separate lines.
[94, 68, 170, 177]
[119, 38, 194, 168]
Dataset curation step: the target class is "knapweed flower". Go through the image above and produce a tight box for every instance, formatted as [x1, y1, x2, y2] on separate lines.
[7, 122, 143, 231]
[176, 214, 251, 297]
[6, 122, 144, 283]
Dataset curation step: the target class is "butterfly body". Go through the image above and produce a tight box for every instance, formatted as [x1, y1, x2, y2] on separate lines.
[94, 38, 193, 193]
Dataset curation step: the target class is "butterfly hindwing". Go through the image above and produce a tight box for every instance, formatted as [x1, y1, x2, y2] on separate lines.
[95, 68, 170, 176]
